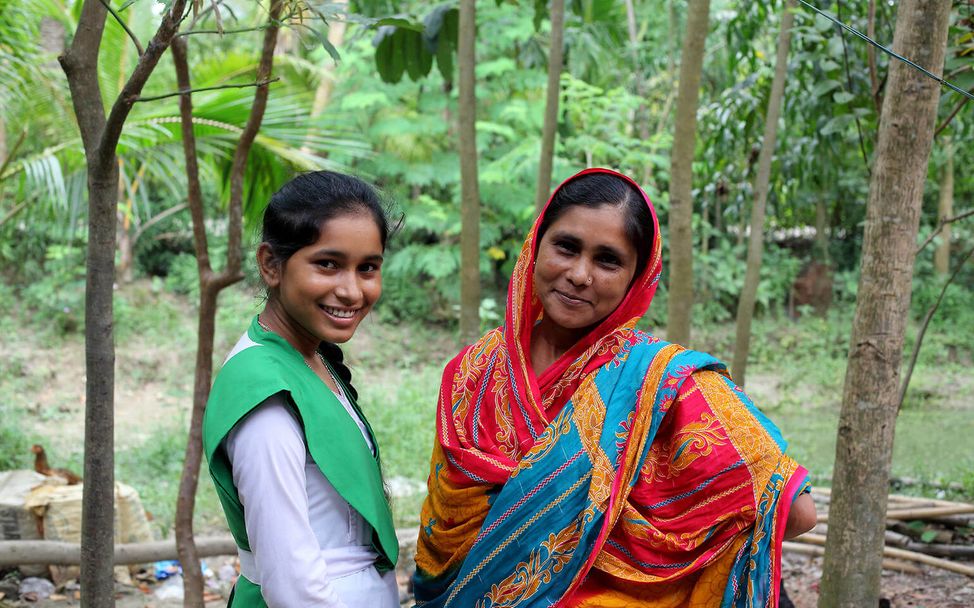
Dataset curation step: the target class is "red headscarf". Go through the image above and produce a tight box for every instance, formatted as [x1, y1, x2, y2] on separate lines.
[438, 167, 662, 485]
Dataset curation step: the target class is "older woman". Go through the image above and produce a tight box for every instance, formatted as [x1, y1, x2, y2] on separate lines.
[413, 168, 815, 607]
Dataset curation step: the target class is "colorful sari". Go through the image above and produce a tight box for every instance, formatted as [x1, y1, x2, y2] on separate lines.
[413, 168, 809, 607]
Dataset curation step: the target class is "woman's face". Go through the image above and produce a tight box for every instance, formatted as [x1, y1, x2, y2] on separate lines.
[533, 203, 637, 338]
[261, 211, 383, 345]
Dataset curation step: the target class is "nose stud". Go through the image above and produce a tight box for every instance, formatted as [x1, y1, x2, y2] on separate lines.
[585, 276, 593, 286]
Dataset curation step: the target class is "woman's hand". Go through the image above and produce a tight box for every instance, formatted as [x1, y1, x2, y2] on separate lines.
[783, 492, 817, 540]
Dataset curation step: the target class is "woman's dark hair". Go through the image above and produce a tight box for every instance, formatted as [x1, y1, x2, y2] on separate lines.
[261, 171, 398, 398]
[536, 172, 654, 278]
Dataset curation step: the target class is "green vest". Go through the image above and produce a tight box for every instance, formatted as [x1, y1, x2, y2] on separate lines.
[203, 317, 398, 606]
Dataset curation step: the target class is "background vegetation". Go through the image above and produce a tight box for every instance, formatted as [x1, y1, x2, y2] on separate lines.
[1, 0, 972, 534]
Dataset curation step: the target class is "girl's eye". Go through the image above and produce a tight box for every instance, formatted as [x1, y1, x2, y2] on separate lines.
[316, 259, 338, 269]
[360, 263, 381, 273]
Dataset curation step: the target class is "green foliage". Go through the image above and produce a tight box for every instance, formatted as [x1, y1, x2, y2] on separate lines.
[18, 244, 87, 335]
[372, 5, 458, 84]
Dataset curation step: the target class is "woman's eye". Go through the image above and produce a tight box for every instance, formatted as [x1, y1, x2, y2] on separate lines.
[360, 263, 380, 273]
[554, 241, 577, 254]
[597, 255, 621, 268]
[316, 259, 338, 269]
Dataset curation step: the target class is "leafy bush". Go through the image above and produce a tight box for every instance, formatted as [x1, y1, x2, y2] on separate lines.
[20, 244, 86, 334]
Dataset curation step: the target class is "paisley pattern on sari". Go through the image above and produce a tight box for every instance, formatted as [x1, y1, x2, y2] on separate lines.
[413, 168, 809, 607]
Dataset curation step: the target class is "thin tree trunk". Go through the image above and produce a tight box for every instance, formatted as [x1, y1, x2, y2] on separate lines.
[667, 0, 679, 77]
[815, 197, 829, 262]
[534, 0, 565, 213]
[0, 118, 6, 165]
[731, 1, 795, 386]
[59, 1, 189, 604]
[934, 137, 953, 275]
[458, 0, 481, 344]
[171, 4, 283, 605]
[817, 2, 951, 606]
[623, 0, 649, 142]
[300, 0, 347, 156]
[665, 0, 710, 346]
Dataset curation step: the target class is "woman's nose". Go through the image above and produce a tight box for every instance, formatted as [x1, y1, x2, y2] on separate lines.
[565, 259, 591, 287]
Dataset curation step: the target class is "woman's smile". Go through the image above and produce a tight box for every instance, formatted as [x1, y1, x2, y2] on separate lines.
[552, 289, 590, 307]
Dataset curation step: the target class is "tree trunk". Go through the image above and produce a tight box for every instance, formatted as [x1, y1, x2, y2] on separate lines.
[817, 2, 951, 606]
[458, 0, 481, 344]
[623, 0, 650, 142]
[300, 0, 347, 156]
[815, 196, 829, 262]
[934, 137, 953, 275]
[534, 0, 565, 213]
[59, 1, 190, 604]
[665, 0, 710, 346]
[731, 1, 795, 386]
[171, 4, 283, 605]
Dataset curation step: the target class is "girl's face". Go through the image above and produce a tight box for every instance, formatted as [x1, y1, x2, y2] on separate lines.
[260, 211, 383, 345]
[533, 204, 637, 340]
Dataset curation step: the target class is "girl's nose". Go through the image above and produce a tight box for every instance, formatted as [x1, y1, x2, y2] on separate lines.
[334, 273, 363, 302]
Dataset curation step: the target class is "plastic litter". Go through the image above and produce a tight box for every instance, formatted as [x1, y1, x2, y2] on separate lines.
[154, 573, 184, 600]
[218, 563, 237, 582]
[154, 560, 182, 580]
[19, 577, 56, 601]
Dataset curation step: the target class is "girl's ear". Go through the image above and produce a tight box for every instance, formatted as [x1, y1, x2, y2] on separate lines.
[256, 243, 281, 289]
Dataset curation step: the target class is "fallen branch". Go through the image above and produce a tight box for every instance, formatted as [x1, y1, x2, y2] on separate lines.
[886, 504, 974, 521]
[0, 536, 236, 567]
[782, 542, 921, 574]
[793, 533, 974, 577]
[886, 530, 974, 559]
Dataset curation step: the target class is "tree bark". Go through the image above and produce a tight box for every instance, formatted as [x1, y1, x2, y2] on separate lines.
[817, 2, 951, 606]
[171, 4, 283, 605]
[0, 537, 237, 567]
[458, 0, 481, 344]
[815, 196, 829, 262]
[59, 1, 189, 605]
[731, 1, 795, 386]
[665, 0, 710, 346]
[534, 0, 565, 213]
[934, 137, 953, 275]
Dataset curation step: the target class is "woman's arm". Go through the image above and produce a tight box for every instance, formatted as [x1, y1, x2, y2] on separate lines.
[783, 492, 816, 540]
[227, 395, 348, 608]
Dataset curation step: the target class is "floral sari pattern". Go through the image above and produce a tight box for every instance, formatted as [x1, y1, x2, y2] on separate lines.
[414, 168, 809, 607]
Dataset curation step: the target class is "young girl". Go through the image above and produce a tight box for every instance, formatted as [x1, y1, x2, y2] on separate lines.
[203, 171, 399, 607]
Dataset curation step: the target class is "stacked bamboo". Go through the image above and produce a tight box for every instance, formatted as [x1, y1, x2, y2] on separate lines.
[785, 488, 974, 577]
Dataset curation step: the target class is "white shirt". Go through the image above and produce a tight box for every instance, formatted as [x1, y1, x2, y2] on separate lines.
[225, 392, 396, 608]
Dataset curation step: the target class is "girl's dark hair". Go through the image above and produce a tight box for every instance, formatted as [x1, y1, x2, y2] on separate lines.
[536, 172, 654, 278]
[261, 171, 398, 398]
[262, 171, 393, 265]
